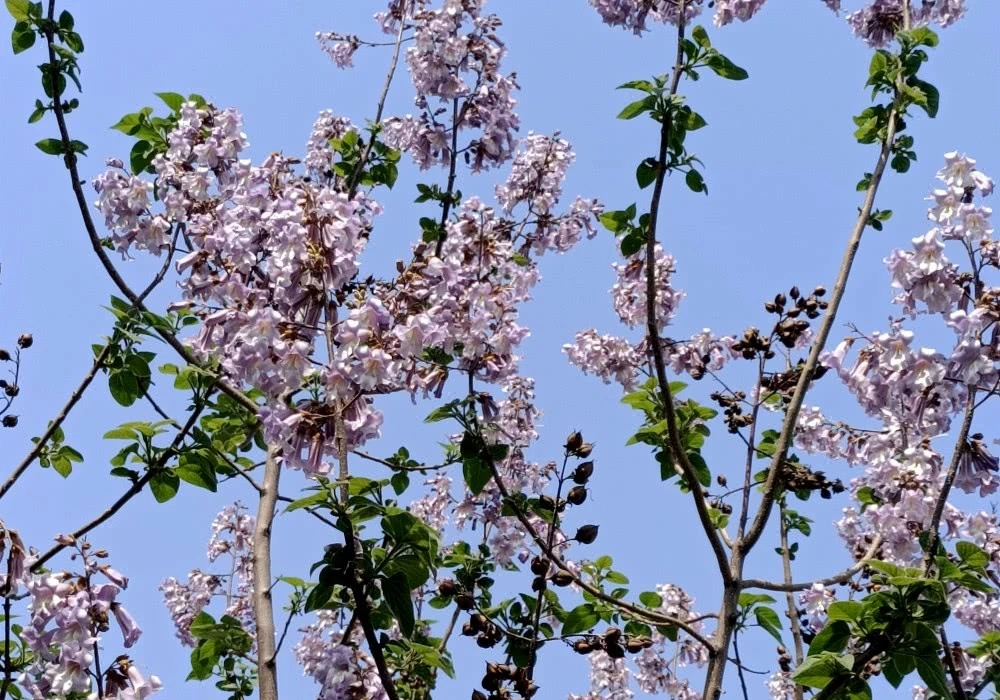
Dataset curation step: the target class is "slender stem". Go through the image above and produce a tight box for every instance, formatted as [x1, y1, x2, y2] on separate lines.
[0, 344, 111, 501]
[526, 455, 571, 681]
[0, 596, 11, 700]
[253, 446, 281, 700]
[778, 503, 806, 700]
[736, 361, 766, 540]
[641, 2, 732, 589]
[732, 632, 750, 700]
[741, 535, 882, 592]
[939, 627, 968, 700]
[922, 391, 976, 573]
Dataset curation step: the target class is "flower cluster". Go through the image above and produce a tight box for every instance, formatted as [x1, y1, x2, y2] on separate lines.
[293, 611, 387, 700]
[20, 540, 155, 700]
[370, 0, 519, 172]
[161, 503, 255, 646]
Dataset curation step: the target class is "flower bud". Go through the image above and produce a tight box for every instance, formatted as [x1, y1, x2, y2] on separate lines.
[566, 485, 587, 505]
[16, 334, 32, 349]
[574, 524, 599, 545]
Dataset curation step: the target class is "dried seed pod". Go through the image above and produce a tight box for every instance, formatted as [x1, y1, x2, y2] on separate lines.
[573, 639, 595, 655]
[550, 570, 574, 587]
[566, 485, 587, 505]
[575, 525, 599, 545]
[16, 334, 32, 349]
[565, 431, 584, 453]
[604, 639, 626, 659]
[530, 556, 548, 576]
[0, 349, 9, 362]
[456, 593, 475, 610]
[462, 621, 477, 637]
[572, 461, 594, 484]
[437, 579, 457, 597]
[531, 576, 547, 593]
[576, 443, 594, 458]
[604, 627, 622, 643]
[470, 613, 488, 631]
[2, 415, 18, 428]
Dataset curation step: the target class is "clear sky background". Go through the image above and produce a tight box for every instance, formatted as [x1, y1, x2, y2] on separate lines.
[2, 2, 1000, 699]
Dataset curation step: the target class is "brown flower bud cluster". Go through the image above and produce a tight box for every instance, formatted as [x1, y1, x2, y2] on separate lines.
[761, 360, 828, 405]
[765, 285, 827, 348]
[473, 661, 538, 700]
[461, 611, 504, 649]
[779, 461, 844, 500]
[572, 627, 653, 659]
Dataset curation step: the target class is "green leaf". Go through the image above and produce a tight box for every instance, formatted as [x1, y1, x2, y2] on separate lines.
[691, 25, 711, 48]
[685, 169, 706, 194]
[826, 601, 863, 622]
[808, 620, 850, 655]
[955, 541, 989, 570]
[108, 370, 140, 406]
[155, 92, 185, 112]
[915, 655, 952, 699]
[149, 470, 180, 503]
[909, 78, 939, 118]
[462, 456, 492, 496]
[705, 53, 748, 80]
[754, 606, 783, 642]
[382, 572, 416, 638]
[636, 159, 658, 189]
[11, 21, 34, 53]
[34, 138, 63, 155]
[562, 604, 599, 636]
[284, 491, 327, 512]
[5, 0, 31, 21]
[175, 454, 219, 492]
[617, 95, 656, 120]
[792, 653, 853, 689]
[621, 232, 644, 257]
[739, 593, 776, 607]
[639, 591, 663, 608]
[617, 79, 654, 92]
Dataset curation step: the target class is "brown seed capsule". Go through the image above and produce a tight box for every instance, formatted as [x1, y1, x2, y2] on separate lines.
[573, 639, 595, 655]
[537, 494, 557, 511]
[604, 627, 622, 643]
[472, 691, 489, 700]
[550, 570, 574, 587]
[462, 621, 477, 637]
[572, 461, 594, 484]
[470, 613, 488, 631]
[625, 636, 653, 653]
[565, 431, 584, 453]
[16, 334, 32, 349]
[576, 443, 594, 458]
[0, 349, 9, 362]
[531, 576, 547, 593]
[716, 474, 728, 487]
[566, 485, 587, 505]
[2, 415, 18, 428]
[530, 556, 548, 576]
[477, 634, 498, 648]
[482, 672, 500, 691]
[575, 524, 599, 545]
[437, 579, 457, 597]
[456, 593, 475, 610]
[605, 639, 626, 659]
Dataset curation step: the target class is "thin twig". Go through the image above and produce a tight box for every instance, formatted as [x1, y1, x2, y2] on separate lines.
[0, 344, 112, 501]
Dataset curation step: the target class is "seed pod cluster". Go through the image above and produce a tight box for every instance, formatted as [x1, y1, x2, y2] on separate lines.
[572, 628, 654, 659]
[779, 462, 844, 499]
[476, 661, 539, 699]
[462, 611, 503, 648]
[710, 390, 751, 433]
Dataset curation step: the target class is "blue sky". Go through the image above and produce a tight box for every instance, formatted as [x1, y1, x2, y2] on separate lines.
[2, 1, 1000, 698]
